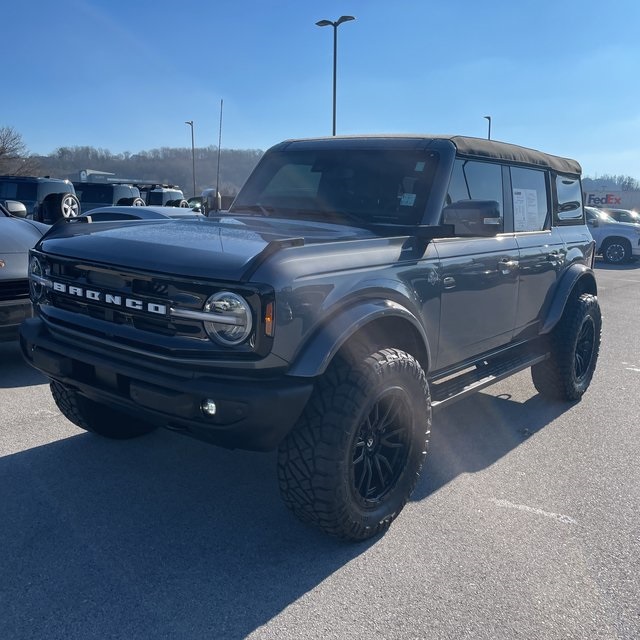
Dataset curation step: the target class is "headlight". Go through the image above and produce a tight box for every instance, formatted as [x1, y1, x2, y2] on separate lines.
[203, 291, 253, 345]
[29, 255, 46, 301]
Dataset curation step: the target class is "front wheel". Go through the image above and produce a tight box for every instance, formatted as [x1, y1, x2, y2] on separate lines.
[50, 380, 158, 439]
[531, 293, 601, 401]
[277, 348, 431, 541]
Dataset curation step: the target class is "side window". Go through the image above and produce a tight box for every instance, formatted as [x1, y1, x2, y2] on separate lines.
[447, 159, 503, 213]
[443, 159, 504, 236]
[510, 167, 549, 232]
[554, 174, 584, 225]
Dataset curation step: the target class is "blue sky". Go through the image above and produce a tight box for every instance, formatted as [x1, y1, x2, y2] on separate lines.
[5, 0, 640, 178]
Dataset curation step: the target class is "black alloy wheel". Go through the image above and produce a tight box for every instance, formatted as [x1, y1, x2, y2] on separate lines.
[351, 387, 412, 505]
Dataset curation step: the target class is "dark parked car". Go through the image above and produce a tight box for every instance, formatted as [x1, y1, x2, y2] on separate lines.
[0, 200, 49, 340]
[21, 135, 601, 540]
[72, 182, 145, 213]
[0, 175, 80, 223]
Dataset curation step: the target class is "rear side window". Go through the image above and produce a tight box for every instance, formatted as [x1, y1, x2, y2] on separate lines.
[554, 175, 584, 225]
[0, 181, 37, 201]
[510, 167, 549, 232]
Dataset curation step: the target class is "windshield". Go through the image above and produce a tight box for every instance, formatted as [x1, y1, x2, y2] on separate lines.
[74, 184, 113, 204]
[231, 148, 439, 226]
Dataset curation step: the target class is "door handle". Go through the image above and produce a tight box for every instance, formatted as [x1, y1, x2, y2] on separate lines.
[498, 259, 519, 274]
[443, 276, 456, 290]
[547, 251, 561, 263]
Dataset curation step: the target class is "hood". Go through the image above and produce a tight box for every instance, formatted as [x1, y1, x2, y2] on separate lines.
[0, 216, 47, 254]
[36, 215, 375, 281]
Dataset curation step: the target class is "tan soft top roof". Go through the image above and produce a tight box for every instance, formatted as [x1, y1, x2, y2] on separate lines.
[449, 136, 581, 175]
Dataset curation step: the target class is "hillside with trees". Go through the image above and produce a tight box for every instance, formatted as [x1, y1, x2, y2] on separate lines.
[1, 126, 263, 197]
[6, 126, 640, 201]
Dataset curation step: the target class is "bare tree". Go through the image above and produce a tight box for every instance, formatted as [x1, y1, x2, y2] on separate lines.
[0, 126, 40, 175]
[584, 173, 640, 191]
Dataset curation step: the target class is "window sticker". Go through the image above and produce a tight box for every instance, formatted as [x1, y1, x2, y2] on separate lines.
[400, 193, 417, 207]
[415, 161, 425, 172]
[513, 188, 540, 231]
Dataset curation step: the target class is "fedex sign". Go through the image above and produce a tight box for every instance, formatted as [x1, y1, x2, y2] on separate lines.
[587, 193, 622, 205]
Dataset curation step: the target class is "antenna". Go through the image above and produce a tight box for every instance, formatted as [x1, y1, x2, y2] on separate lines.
[215, 99, 223, 211]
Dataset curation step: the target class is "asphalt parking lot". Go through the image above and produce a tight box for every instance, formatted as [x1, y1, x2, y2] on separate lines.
[1, 261, 639, 640]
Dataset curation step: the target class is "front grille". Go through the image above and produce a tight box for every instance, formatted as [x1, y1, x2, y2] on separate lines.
[45, 260, 207, 339]
[0, 279, 29, 302]
[37, 255, 266, 358]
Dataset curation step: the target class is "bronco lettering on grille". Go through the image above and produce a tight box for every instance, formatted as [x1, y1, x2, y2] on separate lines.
[51, 281, 167, 315]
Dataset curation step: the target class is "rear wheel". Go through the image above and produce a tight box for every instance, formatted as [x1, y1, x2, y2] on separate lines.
[42, 193, 80, 222]
[602, 238, 631, 264]
[531, 293, 601, 401]
[277, 348, 431, 541]
[50, 380, 158, 439]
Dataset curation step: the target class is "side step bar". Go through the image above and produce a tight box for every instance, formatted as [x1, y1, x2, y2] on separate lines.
[430, 351, 549, 412]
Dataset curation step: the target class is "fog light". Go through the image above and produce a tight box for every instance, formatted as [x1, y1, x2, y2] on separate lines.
[201, 399, 217, 416]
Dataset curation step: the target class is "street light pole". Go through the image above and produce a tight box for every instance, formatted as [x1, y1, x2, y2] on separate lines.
[316, 15, 355, 136]
[185, 120, 196, 197]
[483, 115, 492, 140]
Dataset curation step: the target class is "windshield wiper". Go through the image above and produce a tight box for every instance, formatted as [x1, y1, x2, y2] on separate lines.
[296, 208, 372, 228]
[229, 203, 275, 216]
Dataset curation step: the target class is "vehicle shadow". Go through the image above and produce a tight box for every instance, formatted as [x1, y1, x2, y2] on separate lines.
[414, 391, 571, 499]
[0, 340, 47, 388]
[0, 429, 372, 640]
[0, 387, 571, 639]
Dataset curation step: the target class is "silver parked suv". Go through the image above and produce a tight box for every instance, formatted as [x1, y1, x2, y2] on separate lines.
[585, 206, 640, 263]
[0, 200, 48, 340]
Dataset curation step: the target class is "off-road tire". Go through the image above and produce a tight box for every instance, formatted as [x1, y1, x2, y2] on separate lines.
[602, 238, 632, 264]
[531, 293, 601, 401]
[50, 380, 158, 439]
[277, 348, 431, 541]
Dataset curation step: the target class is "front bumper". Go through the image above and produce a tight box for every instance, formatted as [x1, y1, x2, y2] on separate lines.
[0, 299, 33, 342]
[19, 317, 313, 451]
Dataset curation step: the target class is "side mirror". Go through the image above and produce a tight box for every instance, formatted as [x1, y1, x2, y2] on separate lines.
[2, 200, 28, 218]
[587, 218, 598, 227]
[442, 200, 502, 237]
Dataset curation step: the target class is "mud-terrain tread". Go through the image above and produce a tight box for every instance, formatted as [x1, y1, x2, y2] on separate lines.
[531, 293, 601, 401]
[277, 348, 431, 541]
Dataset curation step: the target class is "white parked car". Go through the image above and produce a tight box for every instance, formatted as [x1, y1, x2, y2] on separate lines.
[585, 206, 640, 264]
[0, 200, 49, 340]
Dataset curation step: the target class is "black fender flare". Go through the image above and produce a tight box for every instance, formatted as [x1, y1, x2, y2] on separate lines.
[286, 299, 432, 378]
[540, 263, 598, 335]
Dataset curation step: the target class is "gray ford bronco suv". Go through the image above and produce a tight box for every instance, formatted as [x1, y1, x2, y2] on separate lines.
[20, 135, 601, 541]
